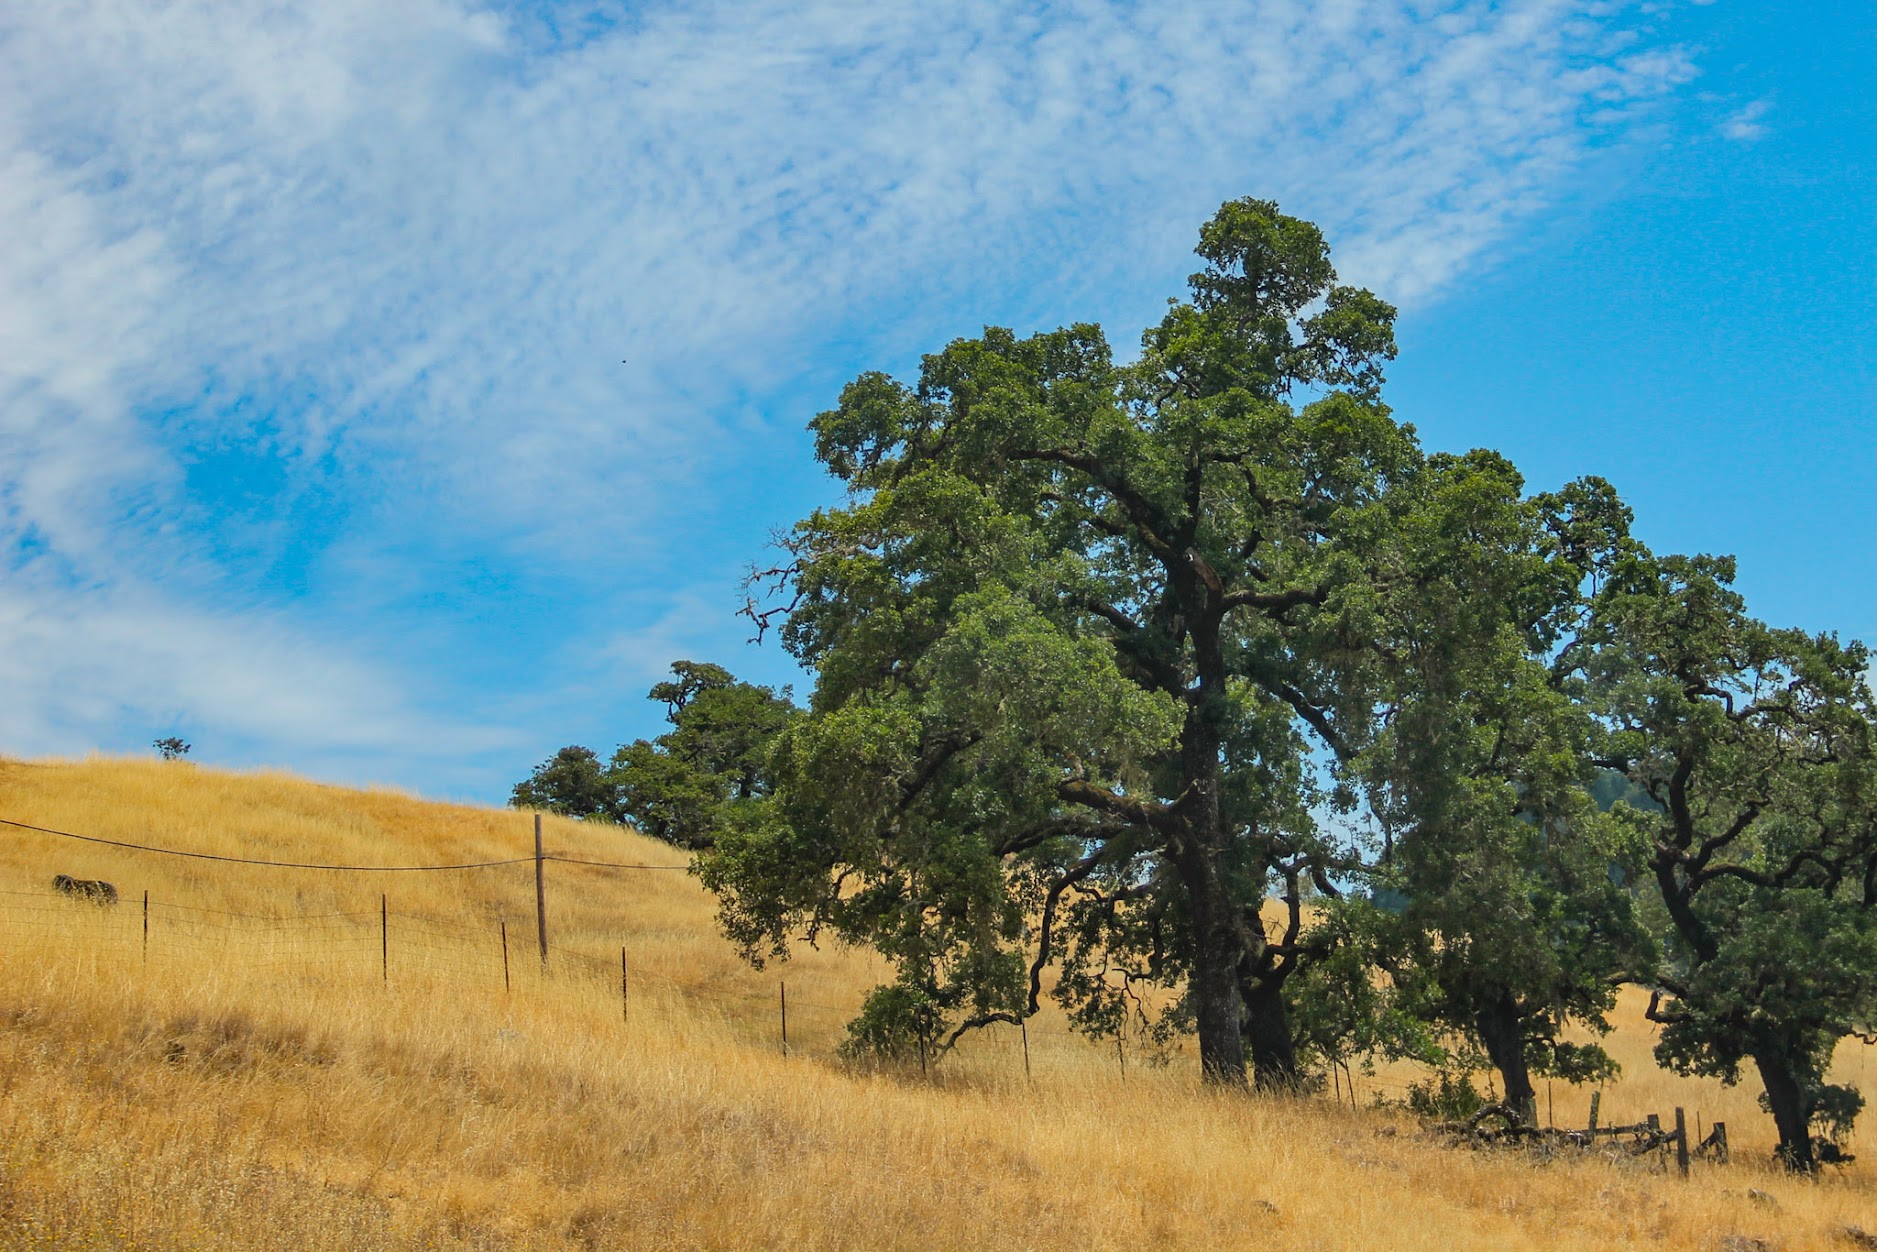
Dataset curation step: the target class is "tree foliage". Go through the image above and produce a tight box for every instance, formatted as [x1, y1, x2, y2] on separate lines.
[537, 198, 1877, 1170]
[509, 664, 798, 850]
[612, 662, 798, 850]
[1586, 548, 1877, 1170]
[509, 745, 616, 819]
[701, 196, 1447, 1086]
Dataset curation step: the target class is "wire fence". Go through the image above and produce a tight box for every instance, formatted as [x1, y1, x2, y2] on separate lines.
[0, 811, 925, 1038]
[0, 807, 873, 1046]
[0, 867, 1795, 1169]
[0, 872, 871, 1048]
[12, 810, 1750, 1110]
[0, 873, 1169, 1099]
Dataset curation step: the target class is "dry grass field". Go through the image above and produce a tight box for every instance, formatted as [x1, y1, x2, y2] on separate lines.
[2, 755, 1876, 1249]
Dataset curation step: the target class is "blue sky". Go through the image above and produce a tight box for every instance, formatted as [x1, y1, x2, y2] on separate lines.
[1, 0, 1870, 804]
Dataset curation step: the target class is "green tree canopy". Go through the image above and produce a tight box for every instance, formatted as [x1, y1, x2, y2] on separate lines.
[702, 197, 1466, 1086]
[1319, 468, 1654, 1120]
[510, 745, 617, 820]
[665, 195, 1877, 1155]
[1587, 548, 1877, 1170]
[612, 661, 798, 850]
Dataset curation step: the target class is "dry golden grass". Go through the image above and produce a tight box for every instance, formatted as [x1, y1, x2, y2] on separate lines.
[2, 755, 1875, 1249]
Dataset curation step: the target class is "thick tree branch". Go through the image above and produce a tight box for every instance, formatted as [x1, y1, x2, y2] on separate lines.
[1645, 989, 1691, 1025]
[1685, 801, 1765, 876]
[1011, 447, 1181, 563]
[1057, 778, 1184, 833]
[940, 1011, 1024, 1053]
[1666, 753, 1698, 851]
[1186, 548, 1225, 598]
[1071, 594, 1185, 693]
[993, 819, 1130, 858]
[899, 732, 983, 812]
[1220, 584, 1329, 614]
[1248, 667, 1351, 762]
[1183, 456, 1206, 550]
[1695, 848, 1843, 892]
[1652, 835, 1721, 964]
[1075, 594, 1144, 636]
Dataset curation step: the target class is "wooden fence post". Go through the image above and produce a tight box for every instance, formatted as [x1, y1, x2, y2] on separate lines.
[1712, 1122, 1729, 1164]
[534, 814, 549, 969]
[1675, 1107, 1690, 1176]
[1588, 1090, 1600, 1135]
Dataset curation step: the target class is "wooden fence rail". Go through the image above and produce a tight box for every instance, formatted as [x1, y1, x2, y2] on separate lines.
[1454, 1099, 1724, 1176]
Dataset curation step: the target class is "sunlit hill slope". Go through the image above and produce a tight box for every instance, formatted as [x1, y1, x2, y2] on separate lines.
[2, 756, 1876, 1250]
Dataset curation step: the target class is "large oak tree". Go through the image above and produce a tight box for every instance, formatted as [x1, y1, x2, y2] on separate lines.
[704, 199, 1431, 1086]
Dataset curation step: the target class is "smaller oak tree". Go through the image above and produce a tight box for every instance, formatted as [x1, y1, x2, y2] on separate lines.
[510, 745, 617, 820]
[1350, 467, 1653, 1122]
[1589, 548, 1877, 1171]
[612, 662, 797, 850]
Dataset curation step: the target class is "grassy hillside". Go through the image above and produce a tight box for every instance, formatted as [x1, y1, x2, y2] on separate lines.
[1, 756, 1874, 1249]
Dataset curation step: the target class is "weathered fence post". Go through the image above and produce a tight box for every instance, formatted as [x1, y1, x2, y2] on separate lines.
[1712, 1121, 1729, 1164]
[381, 893, 388, 983]
[1675, 1107, 1690, 1176]
[500, 919, 510, 993]
[534, 814, 548, 969]
[1588, 1090, 1600, 1135]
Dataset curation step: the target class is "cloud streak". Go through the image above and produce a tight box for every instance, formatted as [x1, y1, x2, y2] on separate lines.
[1719, 98, 1773, 142]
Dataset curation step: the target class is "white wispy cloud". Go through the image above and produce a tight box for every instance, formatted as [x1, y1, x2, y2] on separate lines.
[0, 0, 1698, 794]
[1720, 98, 1773, 142]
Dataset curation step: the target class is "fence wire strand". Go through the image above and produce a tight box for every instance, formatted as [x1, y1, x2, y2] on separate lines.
[0, 815, 688, 874]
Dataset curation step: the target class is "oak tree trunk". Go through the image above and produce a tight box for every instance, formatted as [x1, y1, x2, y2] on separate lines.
[1175, 636, 1254, 1088]
[1241, 973, 1300, 1090]
[1753, 1051, 1817, 1172]
[1475, 996, 1538, 1127]
[1183, 851, 1249, 1086]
